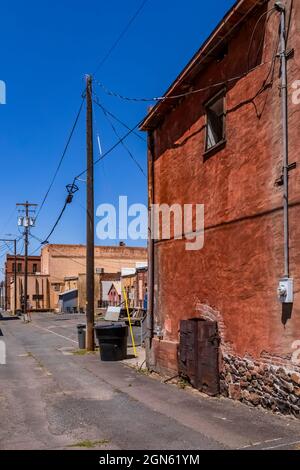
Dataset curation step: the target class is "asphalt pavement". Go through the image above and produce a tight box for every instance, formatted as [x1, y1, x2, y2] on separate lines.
[1, 312, 300, 450]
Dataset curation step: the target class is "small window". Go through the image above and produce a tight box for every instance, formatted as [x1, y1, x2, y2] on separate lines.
[17, 263, 22, 273]
[205, 90, 226, 152]
[32, 264, 37, 273]
[33, 294, 43, 300]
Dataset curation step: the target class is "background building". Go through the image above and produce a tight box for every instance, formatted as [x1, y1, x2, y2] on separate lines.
[4, 255, 41, 311]
[10, 273, 50, 312]
[41, 244, 147, 311]
[0, 281, 5, 310]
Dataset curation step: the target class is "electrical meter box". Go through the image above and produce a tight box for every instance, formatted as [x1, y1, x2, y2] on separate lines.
[278, 278, 294, 304]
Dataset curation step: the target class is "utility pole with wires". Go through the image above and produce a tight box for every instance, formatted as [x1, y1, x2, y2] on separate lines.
[86, 75, 95, 351]
[0, 238, 17, 315]
[16, 202, 38, 322]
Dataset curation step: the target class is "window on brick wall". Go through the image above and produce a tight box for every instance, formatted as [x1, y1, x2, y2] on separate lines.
[205, 90, 226, 152]
[17, 263, 22, 273]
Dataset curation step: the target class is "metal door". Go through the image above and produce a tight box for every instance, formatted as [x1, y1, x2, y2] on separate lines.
[179, 319, 220, 396]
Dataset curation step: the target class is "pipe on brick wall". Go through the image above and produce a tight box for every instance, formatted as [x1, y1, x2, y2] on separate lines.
[147, 131, 155, 346]
[277, 2, 290, 278]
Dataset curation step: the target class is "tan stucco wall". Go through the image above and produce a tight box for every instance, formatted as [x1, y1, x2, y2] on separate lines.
[41, 245, 147, 310]
[10, 274, 50, 311]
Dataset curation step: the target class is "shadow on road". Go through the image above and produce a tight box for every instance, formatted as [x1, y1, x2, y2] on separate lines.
[0, 316, 20, 321]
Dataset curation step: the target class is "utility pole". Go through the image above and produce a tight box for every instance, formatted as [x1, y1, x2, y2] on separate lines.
[0, 238, 17, 315]
[16, 202, 38, 321]
[86, 75, 95, 351]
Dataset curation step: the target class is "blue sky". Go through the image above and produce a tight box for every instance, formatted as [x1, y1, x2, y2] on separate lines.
[0, 0, 235, 275]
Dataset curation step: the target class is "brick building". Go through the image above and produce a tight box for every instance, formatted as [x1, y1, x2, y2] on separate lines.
[141, 0, 300, 415]
[4, 255, 41, 310]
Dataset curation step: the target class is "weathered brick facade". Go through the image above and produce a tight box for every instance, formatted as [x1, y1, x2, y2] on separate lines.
[142, 0, 300, 415]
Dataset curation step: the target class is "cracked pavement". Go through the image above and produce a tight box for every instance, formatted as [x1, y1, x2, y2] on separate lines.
[1, 313, 300, 450]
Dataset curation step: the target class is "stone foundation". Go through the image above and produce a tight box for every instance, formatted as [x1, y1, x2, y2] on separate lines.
[221, 354, 300, 418]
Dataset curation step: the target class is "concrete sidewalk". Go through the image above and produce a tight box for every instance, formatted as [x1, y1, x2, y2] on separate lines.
[0, 313, 300, 450]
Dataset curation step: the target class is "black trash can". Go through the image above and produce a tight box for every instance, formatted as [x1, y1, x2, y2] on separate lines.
[77, 324, 86, 349]
[95, 323, 128, 361]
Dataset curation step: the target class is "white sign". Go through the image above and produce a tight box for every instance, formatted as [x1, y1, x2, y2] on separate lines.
[0, 340, 6, 365]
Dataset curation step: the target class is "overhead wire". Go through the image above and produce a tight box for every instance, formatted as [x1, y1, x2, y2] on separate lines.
[92, 96, 146, 143]
[93, 58, 277, 104]
[29, 1, 283, 249]
[93, 0, 149, 74]
[93, 97, 147, 178]
[29, 233, 86, 269]
[35, 97, 85, 221]
[246, 7, 277, 74]
[0, 207, 17, 235]
[75, 117, 143, 180]
[2, 2, 150, 265]
[41, 198, 69, 244]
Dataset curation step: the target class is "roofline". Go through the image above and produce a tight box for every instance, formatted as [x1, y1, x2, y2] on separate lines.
[140, 0, 266, 131]
[42, 244, 147, 251]
[5, 254, 41, 259]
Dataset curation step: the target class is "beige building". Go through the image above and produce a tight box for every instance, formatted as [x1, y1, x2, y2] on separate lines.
[41, 244, 147, 311]
[10, 273, 50, 312]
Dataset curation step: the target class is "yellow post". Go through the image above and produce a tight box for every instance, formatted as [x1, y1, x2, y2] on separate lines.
[122, 287, 137, 358]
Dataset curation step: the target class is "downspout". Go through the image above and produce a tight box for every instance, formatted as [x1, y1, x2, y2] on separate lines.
[275, 2, 293, 303]
[279, 2, 289, 278]
[147, 130, 155, 348]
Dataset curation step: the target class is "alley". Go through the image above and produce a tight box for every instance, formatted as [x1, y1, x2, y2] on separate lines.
[1, 313, 300, 451]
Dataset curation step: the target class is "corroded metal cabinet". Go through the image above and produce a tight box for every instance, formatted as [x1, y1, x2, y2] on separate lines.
[179, 319, 220, 396]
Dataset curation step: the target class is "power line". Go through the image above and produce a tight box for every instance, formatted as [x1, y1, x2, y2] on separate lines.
[93, 2, 282, 104]
[0, 207, 17, 235]
[93, 98, 146, 178]
[92, 96, 146, 142]
[93, 0, 149, 74]
[247, 7, 277, 74]
[29, 1, 281, 249]
[94, 58, 276, 104]
[41, 183, 79, 244]
[29, 182, 79, 255]
[29, 233, 86, 269]
[75, 116, 143, 180]
[29, 116, 142, 250]
[35, 97, 85, 221]
[0, 237, 22, 260]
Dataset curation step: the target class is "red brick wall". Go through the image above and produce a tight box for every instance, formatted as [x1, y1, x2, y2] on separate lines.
[149, 0, 300, 374]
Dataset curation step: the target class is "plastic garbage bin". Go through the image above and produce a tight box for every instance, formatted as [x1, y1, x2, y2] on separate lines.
[77, 324, 86, 349]
[95, 323, 128, 361]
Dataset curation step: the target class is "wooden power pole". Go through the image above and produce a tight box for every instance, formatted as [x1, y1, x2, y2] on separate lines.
[86, 75, 95, 351]
[16, 202, 38, 321]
